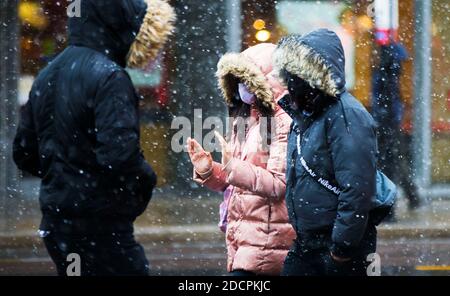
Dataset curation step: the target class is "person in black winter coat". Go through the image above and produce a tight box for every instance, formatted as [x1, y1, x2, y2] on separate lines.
[13, 0, 175, 276]
[274, 29, 379, 276]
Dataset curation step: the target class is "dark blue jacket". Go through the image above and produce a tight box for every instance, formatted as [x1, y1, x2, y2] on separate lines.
[13, 0, 156, 223]
[276, 29, 378, 257]
[371, 43, 409, 128]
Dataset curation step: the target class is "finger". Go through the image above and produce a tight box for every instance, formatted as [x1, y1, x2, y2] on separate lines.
[186, 138, 194, 155]
[190, 139, 200, 153]
[186, 137, 191, 151]
[215, 131, 232, 154]
[192, 150, 208, 161]
[214, 131, 227, 148]
[191, 139, 204, 154]
[214, 131, 226, 143]
[187, 139, 201, 160]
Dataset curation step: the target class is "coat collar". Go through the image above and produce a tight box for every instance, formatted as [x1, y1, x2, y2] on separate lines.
[278, 92, 337, 116]
[278, 93, 339, 133]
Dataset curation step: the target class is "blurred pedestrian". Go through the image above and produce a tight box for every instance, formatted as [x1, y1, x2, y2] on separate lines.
[13, 0, 175, 276]
[187, 43, 296, 276]
[372, 43, 421, 221]
[274, 29, 379, 276]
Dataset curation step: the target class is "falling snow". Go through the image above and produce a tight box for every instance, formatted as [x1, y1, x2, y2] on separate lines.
[0, 0, 449, 277]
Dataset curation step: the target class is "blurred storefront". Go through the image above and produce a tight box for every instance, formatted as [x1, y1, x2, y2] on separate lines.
[429, 1, 450, 187]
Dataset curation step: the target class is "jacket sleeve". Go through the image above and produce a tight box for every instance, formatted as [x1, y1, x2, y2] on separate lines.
[223, 111, 291, 200]
[13, 99, 42, 178]
[94, 70, 156, 187]
[328, 107, 377, 258]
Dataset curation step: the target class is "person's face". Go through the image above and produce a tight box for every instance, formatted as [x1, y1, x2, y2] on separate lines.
[286, 73, 316, 110]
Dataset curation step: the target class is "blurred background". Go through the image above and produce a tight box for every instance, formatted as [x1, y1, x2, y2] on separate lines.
[0, 0, 449, 275]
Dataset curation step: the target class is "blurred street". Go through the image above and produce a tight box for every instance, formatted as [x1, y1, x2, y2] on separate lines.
[1, 232, 450, 276]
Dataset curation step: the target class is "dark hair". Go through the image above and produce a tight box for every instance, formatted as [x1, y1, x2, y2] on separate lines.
[227, 91, 250, 142]
[229, 92, 251, 118]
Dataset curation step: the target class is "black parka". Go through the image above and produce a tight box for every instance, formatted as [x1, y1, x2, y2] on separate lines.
[274, 29, 378, 257]
[13, 0, 157, 224]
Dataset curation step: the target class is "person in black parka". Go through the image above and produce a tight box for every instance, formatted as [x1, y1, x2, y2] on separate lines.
[13, 0, 175, 276]
[274, 29, 379, 276]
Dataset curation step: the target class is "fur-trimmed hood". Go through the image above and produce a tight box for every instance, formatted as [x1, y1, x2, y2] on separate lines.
[217, 43, 286, 115]
[274, 29, 346, 97]
[127, 0, 176, 68]
[68, 0, 175, 68]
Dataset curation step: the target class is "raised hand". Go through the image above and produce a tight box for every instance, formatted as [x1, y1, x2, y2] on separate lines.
[186, 137, 213, 177]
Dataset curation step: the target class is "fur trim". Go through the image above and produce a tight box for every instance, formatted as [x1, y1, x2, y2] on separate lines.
[217, 53, 275, 114]
[127, 0, 176, 69]
[274, 36, 340, 97]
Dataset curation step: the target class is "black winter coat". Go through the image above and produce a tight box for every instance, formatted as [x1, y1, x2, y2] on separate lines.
[275, 29, 378, 258]
[13, 0, 157, 224]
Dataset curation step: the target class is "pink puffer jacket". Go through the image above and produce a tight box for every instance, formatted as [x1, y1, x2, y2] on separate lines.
[194, 43, 296, 275]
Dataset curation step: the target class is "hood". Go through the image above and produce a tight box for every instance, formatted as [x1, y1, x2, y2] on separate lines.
[68, 0, 175, 68]
[274, 29, 346, 97]
[217, 43, 286, 116]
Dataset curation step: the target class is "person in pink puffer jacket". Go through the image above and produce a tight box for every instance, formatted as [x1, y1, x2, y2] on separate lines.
[186, 43, 296, 275]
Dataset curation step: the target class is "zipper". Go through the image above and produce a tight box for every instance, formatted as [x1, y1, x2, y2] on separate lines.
[288, 132, 300, 233]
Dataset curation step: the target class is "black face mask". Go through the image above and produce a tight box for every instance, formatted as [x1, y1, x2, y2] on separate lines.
[285, 72, 318, 112]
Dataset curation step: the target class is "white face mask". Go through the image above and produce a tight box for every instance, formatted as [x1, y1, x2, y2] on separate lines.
[238, 83, 256, 105]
